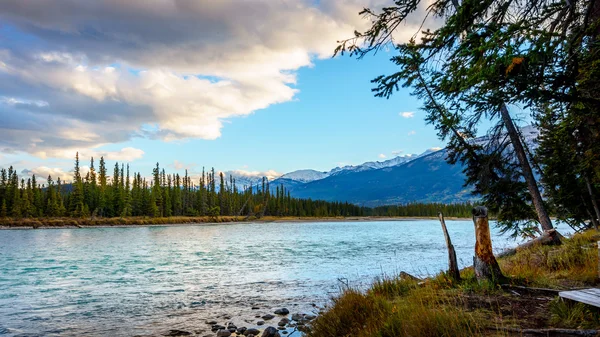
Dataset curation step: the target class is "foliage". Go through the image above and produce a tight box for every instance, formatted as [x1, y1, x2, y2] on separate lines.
[335, 0, 600, 236]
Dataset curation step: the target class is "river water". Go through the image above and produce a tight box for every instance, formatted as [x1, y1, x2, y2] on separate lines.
[0, 220, 555, 336]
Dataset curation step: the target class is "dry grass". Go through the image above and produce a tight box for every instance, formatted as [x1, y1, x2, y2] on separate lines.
[0, 215, 251, 228]
[309, 230, 600, 337]
[500, 230, 600, 288]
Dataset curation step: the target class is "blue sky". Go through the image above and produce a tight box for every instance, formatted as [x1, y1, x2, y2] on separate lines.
[0, 1, 446, 181]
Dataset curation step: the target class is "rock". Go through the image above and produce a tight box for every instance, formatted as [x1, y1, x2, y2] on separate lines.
[163, 330, 192, 336]
[304, 314, 316, 321]
[262, 314, 275, 320]
[291, 313, 303, 321]
[255, 315, 261, 318]
[252, 306, 260, 310]
[277, 326, 286, 330]
[261, 326, 281, 337]
[211, 325, 226, 331]
[227, 323, 237, 329]
[206, 320, 218, 325]
[281, 332, 288, 335]
[274, 308, 289, 315]
[247, 335, 255, 337]
[228, 328, 236, 333]
[216, 330, 232, 337]
[244, 328, 260, 336]
[237, 327, 247, 334]
[256, 320, 265, 326]
[277, 321, 286, 327]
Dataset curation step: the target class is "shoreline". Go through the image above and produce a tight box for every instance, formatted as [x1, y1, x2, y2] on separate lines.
[0, 215, 472, 229]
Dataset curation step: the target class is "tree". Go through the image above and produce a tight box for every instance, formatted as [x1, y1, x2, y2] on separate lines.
[335, 0, 599, 235]
[69, 152, 85, 217]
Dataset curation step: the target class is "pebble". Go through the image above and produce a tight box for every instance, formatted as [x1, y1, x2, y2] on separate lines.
[256, 320, 265, 326]
[206, 320, 218, 325]
[216, 330, 232, 337]
[274, 308, 289, 315]
[163, 330, 191, 336]
[244, 328, 260, 336]
[261, 314, 275, 320]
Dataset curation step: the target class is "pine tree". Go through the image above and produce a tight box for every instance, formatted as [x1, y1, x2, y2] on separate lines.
[69, 152, 85, 217]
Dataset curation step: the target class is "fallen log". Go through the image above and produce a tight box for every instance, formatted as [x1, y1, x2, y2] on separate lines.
[496, 229, 562, 259]
[499, 284, 560, 295]
[487, 327, 598, 336]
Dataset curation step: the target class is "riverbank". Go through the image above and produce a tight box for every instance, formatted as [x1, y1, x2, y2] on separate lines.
[0, 215, 471, 229]
[307, 229, 600, 337]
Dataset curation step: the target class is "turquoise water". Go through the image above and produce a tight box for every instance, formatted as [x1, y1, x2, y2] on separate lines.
[0, 220, 531, 336]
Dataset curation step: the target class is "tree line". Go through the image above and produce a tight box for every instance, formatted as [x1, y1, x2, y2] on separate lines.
[0, 153, 367, 219]
[0, 154, 478, 220]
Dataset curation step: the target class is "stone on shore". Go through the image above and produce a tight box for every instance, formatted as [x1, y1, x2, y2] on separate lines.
[216, 330, 232, 337]
[244, 328, 260, 336]
[261, 314, 275, 320]
[274, 308, 289, 315]
[163, 329, 192, 336]
[260, 326, 281, 337]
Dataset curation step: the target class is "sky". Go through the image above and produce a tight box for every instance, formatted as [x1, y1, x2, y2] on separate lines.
[0, 0, 445, 182]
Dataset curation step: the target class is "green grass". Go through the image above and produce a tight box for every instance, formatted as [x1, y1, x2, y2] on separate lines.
[308, 230, 600, 337]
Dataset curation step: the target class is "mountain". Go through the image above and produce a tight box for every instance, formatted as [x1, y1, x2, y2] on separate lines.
[284, 149, 474, 207]
[279, 169, 329, 183]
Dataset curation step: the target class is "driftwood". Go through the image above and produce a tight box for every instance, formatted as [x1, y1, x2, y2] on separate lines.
[399, 271, 422, 282]
[496, 229, 562, 258]
[438, 212, 460, 281]
[472, 207, 504, 282]
[487, 327, 599, 336]
[499, 284, 560, 295]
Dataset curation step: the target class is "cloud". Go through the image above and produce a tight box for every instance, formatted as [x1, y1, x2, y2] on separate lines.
[400, 111, 415, 118]
[170, 160, 197, 171]
[33, 147, 145, 162]
[428, 147, 442, 151]
[0, 0, 429, 158]
[0, 0, 437, 159]
[21, 165, 91, 183]
[391, 150, 403, 155]
[227, 169, 282, 181]
[378, 153, 386, 159]
[408, 130, 416, 136]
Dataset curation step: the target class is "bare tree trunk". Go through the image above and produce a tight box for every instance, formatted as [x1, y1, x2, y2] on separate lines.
[472, 206, 504, 282]
[584, 175, 600, 231]
[499, 104, 554, 232]
[439, 212, 461, 281]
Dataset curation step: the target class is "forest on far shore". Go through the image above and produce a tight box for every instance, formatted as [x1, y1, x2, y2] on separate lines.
[0, 153, 475, 220]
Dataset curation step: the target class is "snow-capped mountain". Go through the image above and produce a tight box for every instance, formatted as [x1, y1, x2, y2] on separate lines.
[279, 169, 329, 183]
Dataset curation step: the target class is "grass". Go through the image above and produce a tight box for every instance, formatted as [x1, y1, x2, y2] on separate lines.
[308, 230, 600, 337]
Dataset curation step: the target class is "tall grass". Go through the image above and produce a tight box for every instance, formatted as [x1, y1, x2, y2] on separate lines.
[309, 230, 600, 337]
[309, 277, 483, 337]
[500, 230, 599, 288]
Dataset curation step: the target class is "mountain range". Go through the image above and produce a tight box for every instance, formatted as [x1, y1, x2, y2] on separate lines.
[232, 126, 539, 207]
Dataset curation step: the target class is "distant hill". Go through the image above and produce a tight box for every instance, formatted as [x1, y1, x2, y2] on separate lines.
[273, 149, 474, 207]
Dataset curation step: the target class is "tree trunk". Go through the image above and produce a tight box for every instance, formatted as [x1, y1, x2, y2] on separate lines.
[472, 206, 504, 282]
[584, 175, 600, 231]
[500, 104, 555, 232]
[495, 229, 561, 258]
[439, 212, 461, 281]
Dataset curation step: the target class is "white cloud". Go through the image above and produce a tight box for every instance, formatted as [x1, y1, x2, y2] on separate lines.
[400, 111, 415, 118]
[170, 160, 197, 171]
[428, 147, 442, 151]
[0, 0, 432, 158]
[378, 153, 386, 159]
[228, 169, 282, 181]
[33, 147, 145, 162]
[408, 130, 416, 136]
[391, 150, 403, 155]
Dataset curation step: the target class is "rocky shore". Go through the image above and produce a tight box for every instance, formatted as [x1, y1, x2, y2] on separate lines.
[163, 306, 319, 337]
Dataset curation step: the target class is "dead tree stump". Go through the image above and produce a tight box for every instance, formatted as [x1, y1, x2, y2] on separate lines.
[439, 212, 460, 281]
[472, 206, 504, 283]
